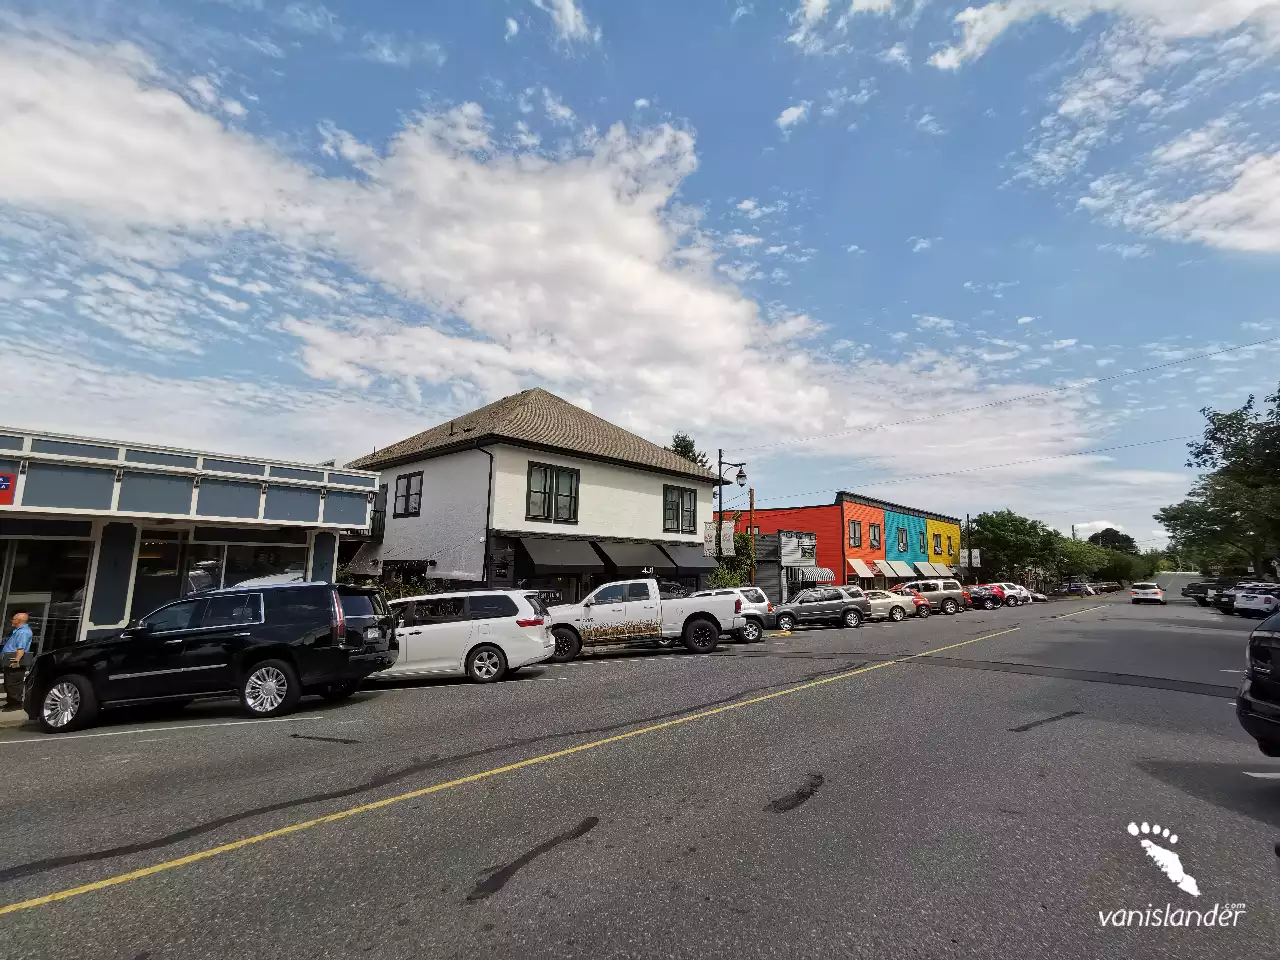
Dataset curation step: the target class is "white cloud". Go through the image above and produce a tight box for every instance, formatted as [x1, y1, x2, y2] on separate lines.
[0, 27, 1145, 511]
[845, 243, 865, 254]
[634, 98, 650, 108]
[732, 6, 753, 24]
[1073, 519, 1123, 538]
[1097, 357, 1116, 366]
[361, 32, 446, 67]
[916, 314, 956, 334]
[280, 3, 343, 39]
[930, 0, 1280, 70]
[909, 236, 935, 252]
[776, 101, 812, 133]
[879, 41, 910, 67]
[726, 232, 764, 247]
[505, 18, 520, 40]
[530, 0, 600, 45]
[542, 88, 576, 125]
[1016, 315, 1035, 324]
[1045, 338, 1079, 349]
[1098, 242, 1149, 258]
[916, 112, 944, 135]
[821, 81, 876, 117]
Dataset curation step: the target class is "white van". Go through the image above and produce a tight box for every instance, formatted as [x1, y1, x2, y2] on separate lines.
[384, 590, 554, 683]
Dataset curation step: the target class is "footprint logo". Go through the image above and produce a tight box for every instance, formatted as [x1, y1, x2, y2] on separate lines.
[1127, 821, 1200, 897]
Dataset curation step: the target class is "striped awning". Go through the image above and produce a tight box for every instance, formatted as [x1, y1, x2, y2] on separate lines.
[849, 558, 876, 578]
[786, 565, 836, 583]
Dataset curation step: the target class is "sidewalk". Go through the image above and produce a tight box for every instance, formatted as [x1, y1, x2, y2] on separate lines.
[0, 706, 31, 729]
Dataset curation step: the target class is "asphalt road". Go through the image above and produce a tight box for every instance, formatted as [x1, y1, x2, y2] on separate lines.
[1, 583, 1276, 959]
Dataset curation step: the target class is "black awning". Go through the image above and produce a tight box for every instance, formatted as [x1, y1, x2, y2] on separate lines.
[594, 540, 676, 574]
[661, 543, 720, 572]
[518, 537, 605, 574]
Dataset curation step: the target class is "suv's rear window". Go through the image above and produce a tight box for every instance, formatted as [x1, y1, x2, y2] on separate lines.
[340, 593, 377, 619]
[467, 594, 520, 620]
[942, 581, 960, 590]
[1133, 583, 1159, 590]
[524, 594, 550, 617]
[741, 588, 767, 603]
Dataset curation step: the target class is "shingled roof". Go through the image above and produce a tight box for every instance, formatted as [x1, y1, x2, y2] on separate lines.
[347, 388, 720, 483]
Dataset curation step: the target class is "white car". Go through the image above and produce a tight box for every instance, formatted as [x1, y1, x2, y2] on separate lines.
[690, 586, 773, 642]
[384, 590, 554, 683]
[1235, 585, 1280, 618]
[1129, 582, 1166, 605]
[994, 583, 1033, 606]
[548, 578, 744, 661]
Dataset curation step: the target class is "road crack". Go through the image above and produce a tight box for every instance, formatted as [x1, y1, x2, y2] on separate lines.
[466, 818, 599, 902]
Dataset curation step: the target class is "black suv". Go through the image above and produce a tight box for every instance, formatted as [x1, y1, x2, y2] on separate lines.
[24, 582, 396, 733]
[1237, 611, 1280, 755]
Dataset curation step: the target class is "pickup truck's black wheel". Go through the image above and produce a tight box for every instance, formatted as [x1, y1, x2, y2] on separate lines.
[775, 613, 796, 632]
[737, 619, 763, 643]
[240, 659, 301, 717]
[550, 627, 581, 663]
[682, 617, 720, 653]
[842, 608, 862, 628]
[941, 598, 958, 615]
[889, 606, 906, 622]
[38, 674, 98, 734]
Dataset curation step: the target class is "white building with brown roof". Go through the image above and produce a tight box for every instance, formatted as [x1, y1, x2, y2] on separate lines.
[345, 389, 719, 602]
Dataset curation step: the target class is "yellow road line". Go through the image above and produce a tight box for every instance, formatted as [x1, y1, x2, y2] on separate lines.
[0, 626, 1019, 918]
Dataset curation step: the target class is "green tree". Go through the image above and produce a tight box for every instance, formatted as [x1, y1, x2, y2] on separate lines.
[1086, 527, 1138, 553]
[710, 527, 755, 588]
[967, 510, 1059, 578]
[667, 432, 710, 468]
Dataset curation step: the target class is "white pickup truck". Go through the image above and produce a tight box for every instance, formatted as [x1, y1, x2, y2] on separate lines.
[547, 578, 744, 662]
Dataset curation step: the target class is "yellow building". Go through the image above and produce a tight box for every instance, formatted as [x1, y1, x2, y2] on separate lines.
[926, 517, 962, 569]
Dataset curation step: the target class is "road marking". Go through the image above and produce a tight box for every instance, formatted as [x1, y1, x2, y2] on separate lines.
[0, 715, 323, 746]
[0, 627, 1018, 917]
[1244, 772, 1280, 779]
[1050, 604, 1107, 619]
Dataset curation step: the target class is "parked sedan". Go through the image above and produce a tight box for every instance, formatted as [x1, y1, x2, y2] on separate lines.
[773, 587, 870, 631]
[863, 590, 919, 623]
[967, 585, 1005, 610]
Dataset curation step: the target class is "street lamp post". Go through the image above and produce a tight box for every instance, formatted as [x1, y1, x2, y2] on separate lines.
[715, 448, 748, 567]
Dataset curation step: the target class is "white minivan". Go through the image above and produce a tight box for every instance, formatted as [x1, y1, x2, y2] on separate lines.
[384, 590, 554, 683]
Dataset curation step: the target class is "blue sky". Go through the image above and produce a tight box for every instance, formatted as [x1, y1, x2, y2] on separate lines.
[2, 0, 1280, 544]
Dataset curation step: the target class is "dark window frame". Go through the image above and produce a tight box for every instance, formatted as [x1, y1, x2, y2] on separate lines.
[527, 462, 580, 524]
[662, 485, 698, 535]
[933, 533, 943, 555]
[897, 527, 908, 553]
[919, 530, 927, 553]
[869, 523, 881, 550]
[849, 519, 862, 547]
[946, 535, 953, 555]
[392, 471, 423, 518]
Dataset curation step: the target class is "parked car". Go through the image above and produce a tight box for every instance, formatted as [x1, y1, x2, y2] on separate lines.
[862, 589, 927, 622]
[772, 586, 871, 632]
[1182, 581, 1212, 606]
[385, 590, 554, 683]
[1236, 610, 1280, 756]
[547, 578, 744, 661]
[894, 578, 967, 615]
[1129, 582, 1166, 605]
[1231, 584, 1279, 618]
[967, 585, 1005, 610]
[1212, 585, 1242, 615]
[24, 582, 396, 734]
[1028, 589, 1048, 603]
[992, 582, 1033, 606]
[690, 586, 774, 642]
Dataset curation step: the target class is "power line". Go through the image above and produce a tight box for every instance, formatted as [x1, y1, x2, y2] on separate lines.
[752, 435, 1196, 505]
[730, 335, 1280, 454]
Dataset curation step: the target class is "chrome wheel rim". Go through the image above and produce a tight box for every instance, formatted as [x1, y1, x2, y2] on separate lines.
[742, 622, 761, 642]
[844, 612, 859, 627]
[778, 616, 794, 631]
[42, 681, 80, 728]
[473, 650, 501, 679]
[245, 666, 288, 713]
[890, 608, 904, 621]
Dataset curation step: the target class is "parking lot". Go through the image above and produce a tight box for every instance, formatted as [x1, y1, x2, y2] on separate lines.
[0, 589, 1275, 959]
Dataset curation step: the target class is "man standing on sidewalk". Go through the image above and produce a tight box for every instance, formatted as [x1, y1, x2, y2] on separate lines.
[2, 611, 33, 711]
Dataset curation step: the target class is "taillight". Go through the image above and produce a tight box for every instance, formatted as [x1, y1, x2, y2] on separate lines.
[331, 589, 346, 644]
[735, 598, 742, 613]
[767, 602, 774, 612]
[516, 617, 545, 627]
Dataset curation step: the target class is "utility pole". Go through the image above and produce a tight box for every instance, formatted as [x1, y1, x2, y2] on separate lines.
[1072, 524, 1077, 541]
[717, 448, 723, 568]
[749, 487, 756, 585]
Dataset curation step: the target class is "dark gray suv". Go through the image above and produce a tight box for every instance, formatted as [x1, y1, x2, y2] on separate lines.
[774, 587, 871, 631]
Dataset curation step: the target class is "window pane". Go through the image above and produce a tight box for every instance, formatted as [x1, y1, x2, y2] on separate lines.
[265, 587, 330, 624]
[202, 594, 261, 627]
[142, 600, 200, 631]
[554, 469, 578, 521]
[528, 466, 551, 519]
[420, 597, 465, 621]
[626, 582, 651, 601]
[524, 594, 550, 617]
[223, 545, 308, 587]
[340, 593, 376, 618]
[592, 584, 626, 603]
[468, 594, 519, 619]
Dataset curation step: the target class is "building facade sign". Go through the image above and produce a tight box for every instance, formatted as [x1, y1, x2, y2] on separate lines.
[780, 530, 817, 566]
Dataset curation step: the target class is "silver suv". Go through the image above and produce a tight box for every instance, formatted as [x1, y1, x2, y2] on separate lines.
[895, 578, 966, 615]
[690, 586, 773, 642]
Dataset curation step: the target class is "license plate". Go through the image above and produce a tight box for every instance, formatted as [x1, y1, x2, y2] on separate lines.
[366, 627, 382, 642]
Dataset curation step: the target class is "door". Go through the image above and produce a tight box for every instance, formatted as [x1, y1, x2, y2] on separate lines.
[918, 581, 941, 609]
[817, 588, 846, 622]
[792, 590, 822, 623]
[178, 592, 262, 694]
[102, 597, 205, 702]
[404, 596, 473, 673]
[580, 583, 629, 642]
[624, 582, 661, 636]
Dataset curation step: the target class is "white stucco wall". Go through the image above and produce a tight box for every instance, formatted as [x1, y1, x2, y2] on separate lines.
[375, 448, 490, 580]
[490, 444, 713, 542]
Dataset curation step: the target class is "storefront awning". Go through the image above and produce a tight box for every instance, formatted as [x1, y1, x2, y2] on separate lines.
[932, 563, 954, 576]
[661, 543, 720, 572]
[786, 565, 836, 583]
[888, 560, 918, 578]
[594, 540, 676, 574]
[915, 561, 939, 577]
[849, 558, 876, 578]
[872, 560, 898, 578]
[519, 537, 605, 574]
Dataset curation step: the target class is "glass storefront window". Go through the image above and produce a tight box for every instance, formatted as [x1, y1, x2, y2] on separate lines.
[3, 539, 93, 653]
[223, 544, 309, 587]
[184, 543, 225, 595]
[131, 531, 186, 621]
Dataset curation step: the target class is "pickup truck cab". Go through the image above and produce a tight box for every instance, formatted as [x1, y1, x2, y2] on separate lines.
[547, 578, 744, 661]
